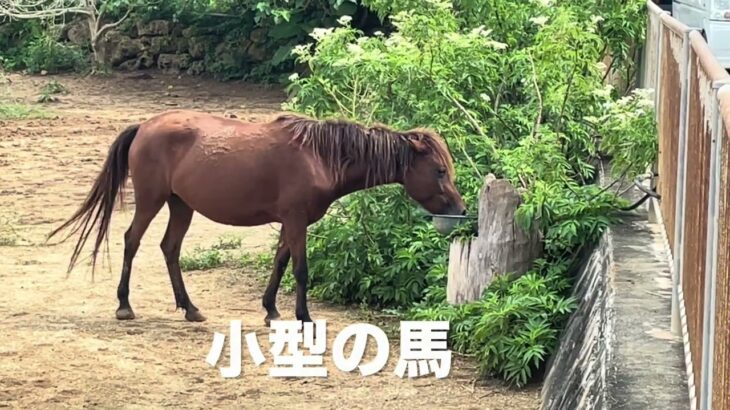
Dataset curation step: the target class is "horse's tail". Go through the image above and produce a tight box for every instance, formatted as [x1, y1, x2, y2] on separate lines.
[48, 123, 140, 274]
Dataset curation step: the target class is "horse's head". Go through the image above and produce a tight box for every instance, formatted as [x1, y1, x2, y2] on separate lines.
[401, 130, 467, 216]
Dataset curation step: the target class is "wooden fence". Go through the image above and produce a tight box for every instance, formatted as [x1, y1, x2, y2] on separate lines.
[641, 2, 730, 409]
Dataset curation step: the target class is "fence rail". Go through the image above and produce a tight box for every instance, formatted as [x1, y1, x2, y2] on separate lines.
[716, 88, 730, 409]
[641, 1, 730, 409]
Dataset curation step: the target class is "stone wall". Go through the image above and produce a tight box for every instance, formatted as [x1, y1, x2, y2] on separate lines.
[62, 18, 271, 76]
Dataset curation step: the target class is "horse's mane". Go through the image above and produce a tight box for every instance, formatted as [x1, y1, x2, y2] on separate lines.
[274, 114, 454, 185]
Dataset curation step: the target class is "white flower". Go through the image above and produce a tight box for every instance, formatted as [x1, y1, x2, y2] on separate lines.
[374, 30, 384, 37]
[470, 25, 493, 38]
[347, 43, 363, 55]
[445, 32, 462, 43]
[591, 84, 613, 99]
[488, 40, 508, 50]
[292, 44, 312, 56]
[591, 15, 604, 24]
[480, 93, 491, 102]
[529, 16, 549, 26]
[384, 33, 406, 47]
[633, 88, 655, 102]
[288, 73, 299, 81]
[635, 90, 655, 109]
[310, 27, 334, 41]
[338, 15, 353, 26]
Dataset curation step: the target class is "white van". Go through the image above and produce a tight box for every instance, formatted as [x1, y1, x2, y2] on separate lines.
[672, 0, 730, 68]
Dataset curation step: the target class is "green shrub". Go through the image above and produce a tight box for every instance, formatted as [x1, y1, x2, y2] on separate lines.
[306, 190, 450, 307]
[590, 87, 657, 179]
[21, 34, 88, 74]
[410, 260, 576, 386]
[0, 21, 87, 74]
[284, 0, 652, 386]
[285, 0, 617, 307]
[0, 20, 43, 71]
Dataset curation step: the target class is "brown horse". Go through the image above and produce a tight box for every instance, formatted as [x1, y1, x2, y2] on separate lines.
[49, 110, 466, 325]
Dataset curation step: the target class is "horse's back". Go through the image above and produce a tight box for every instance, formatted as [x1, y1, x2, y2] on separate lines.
[127, 109, 315, 226]
[129, 109, 277, 167]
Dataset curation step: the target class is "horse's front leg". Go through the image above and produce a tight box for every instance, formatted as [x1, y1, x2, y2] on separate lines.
[282, 216, 312, 323]
[262, 227, 290, 326]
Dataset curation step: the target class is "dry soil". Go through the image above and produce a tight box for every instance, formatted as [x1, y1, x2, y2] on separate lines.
[0, 72, 540, 410]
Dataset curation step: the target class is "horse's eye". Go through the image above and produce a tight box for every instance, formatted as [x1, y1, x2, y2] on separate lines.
[437, 168, 447, 178]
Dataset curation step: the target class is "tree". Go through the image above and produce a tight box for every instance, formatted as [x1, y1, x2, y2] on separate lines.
[0, 0, 133, 71]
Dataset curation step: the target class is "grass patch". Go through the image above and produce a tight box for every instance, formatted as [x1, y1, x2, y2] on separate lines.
[180, 234, 275, 274]
[0, 235, 17, 246]
[37, 80, 68, 103]
[180, 248, 226, 271]
[210, 234, 242, 251]
[0, 102, 51, 120]
[1, 70, 53, 118]
[233, 251, 273, 272]
[238, 251, 277, 286]
[41, 80, 67, 95]
[0, 218, 20, 246]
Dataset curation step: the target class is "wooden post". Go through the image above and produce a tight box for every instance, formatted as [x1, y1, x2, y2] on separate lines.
[447, 174, 542, 304]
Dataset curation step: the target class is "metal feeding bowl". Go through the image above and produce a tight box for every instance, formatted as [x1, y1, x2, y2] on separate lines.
[430, 214, 476, 235]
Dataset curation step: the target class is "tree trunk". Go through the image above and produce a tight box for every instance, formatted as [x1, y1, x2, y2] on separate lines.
[85, 15, 103, 70]
[447, 174, 543, 304]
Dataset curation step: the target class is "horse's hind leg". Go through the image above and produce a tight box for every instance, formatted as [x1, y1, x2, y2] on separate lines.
[161, 195, 205, 322]
[262, 227, 290, 326]
[116, 197, 165, 320]
[281, 217, 312, 323]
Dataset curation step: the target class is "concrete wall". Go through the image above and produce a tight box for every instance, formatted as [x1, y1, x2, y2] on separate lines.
[541, 208, 690, 409]
[540, 235, 611, 409]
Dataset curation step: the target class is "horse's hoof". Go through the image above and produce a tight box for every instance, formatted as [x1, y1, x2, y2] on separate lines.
[185, 309, 207, 322]
[297, 314, 313, 324]
[116, 307, 135, 320]
[303, 318, 320, 339]
[264, 311, 281, 327]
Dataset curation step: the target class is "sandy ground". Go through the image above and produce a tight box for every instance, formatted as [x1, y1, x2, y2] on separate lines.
[0, 72, 540, 409]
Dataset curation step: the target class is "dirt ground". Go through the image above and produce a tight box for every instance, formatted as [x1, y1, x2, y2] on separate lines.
[0, 72, 540, 409]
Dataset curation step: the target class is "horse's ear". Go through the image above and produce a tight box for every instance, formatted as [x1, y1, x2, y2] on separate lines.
[401, 132, 431, 154]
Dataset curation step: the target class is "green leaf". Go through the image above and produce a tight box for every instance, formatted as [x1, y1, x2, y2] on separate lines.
[333, 1, 358, 15]
[271, 44, 294, 66]
[268, 22, 303, 40]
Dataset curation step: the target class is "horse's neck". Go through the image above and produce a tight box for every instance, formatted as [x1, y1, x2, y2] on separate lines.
[332, 162, 403, 198]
